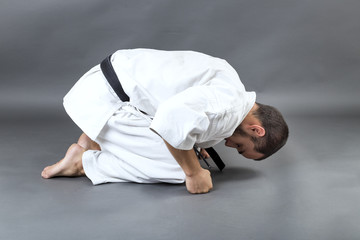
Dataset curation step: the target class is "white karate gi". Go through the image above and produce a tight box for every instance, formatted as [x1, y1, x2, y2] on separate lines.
[63, 49, 256, 185]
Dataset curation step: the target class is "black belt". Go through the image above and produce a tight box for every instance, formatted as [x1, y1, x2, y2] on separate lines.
[100, 54, 225, 171]
[100, 55, 129, 102]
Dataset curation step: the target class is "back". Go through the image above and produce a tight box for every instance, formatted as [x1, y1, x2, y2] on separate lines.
[111, 48, 245, 116]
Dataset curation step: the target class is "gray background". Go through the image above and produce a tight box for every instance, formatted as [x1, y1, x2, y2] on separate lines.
[1, 0, 359, 240]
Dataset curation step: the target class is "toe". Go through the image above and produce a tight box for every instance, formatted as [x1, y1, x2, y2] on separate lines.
[41, 165, 56, 179]
[41, 169, 49, 179]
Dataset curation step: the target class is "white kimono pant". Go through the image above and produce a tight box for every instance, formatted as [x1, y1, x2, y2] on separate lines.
[82, 104, 186, 185]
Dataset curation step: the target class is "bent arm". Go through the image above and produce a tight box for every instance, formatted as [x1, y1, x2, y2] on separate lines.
[163, 140, 213, 194]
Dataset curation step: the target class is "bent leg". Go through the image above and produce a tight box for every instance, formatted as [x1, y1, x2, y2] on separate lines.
[83, 106, 186, 185]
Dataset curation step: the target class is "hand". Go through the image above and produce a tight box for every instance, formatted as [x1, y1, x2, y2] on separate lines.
[185, 168, 213, 194]
[200, 148, 210, 158]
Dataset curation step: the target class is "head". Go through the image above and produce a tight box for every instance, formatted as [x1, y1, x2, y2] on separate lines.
[225, 102, 289, 161]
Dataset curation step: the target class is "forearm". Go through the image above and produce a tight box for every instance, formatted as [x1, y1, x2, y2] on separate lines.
[163, 140, 202, 176]
[164, 140, 213, 194]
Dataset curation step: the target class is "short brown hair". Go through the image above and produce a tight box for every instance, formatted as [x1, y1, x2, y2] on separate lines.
[252, 103, 289, 160]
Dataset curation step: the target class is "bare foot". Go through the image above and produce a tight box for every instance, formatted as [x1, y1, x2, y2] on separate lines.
[42, 143, 85, 179]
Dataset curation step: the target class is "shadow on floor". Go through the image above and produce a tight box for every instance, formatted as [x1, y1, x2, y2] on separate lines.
[211, 166, 261, 184]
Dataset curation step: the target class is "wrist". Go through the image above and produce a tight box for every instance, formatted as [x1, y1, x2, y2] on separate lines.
[185, 165, 203, 177]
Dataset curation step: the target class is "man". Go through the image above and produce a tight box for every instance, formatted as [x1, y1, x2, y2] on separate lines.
[42, 48, 288, 194]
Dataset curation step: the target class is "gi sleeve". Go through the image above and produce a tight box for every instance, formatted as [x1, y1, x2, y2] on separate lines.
[150, 86, 217, 150]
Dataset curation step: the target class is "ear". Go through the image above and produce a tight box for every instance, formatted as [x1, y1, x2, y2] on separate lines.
[250, 125, 265, 137]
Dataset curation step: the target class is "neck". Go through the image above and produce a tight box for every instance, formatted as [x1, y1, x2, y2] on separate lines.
[242, 103, 259, 125]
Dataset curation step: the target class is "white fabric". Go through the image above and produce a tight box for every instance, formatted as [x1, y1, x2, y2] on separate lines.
[82, 105, 185, 184]
[63, 65, 123, 140]
[63, 48, 256, 150]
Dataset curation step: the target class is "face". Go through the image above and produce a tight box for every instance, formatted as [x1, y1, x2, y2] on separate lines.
[224, 134, 264, 160]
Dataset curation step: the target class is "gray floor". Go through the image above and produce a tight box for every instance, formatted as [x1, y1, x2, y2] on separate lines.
[1, 111, 359, 240]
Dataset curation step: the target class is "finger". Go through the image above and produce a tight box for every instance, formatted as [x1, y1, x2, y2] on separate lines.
[200, 149, 210, 158]
[201, 187, 212, 194]
[186, 185, 211, 194]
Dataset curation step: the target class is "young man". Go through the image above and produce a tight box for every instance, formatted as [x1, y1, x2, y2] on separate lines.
[42, 49, 288, 194]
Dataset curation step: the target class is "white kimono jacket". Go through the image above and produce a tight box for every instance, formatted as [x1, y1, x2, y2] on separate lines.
[63, 48, 256, 150]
